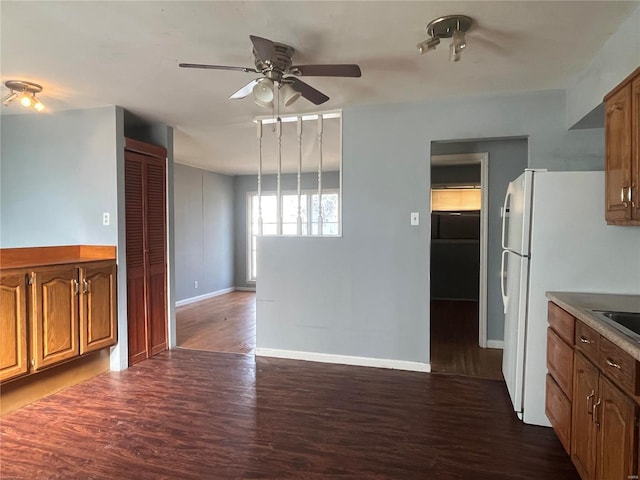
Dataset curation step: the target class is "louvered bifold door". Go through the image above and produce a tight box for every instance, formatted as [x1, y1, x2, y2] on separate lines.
[145, 157, 168, 356]
[125, 152, 149, 366]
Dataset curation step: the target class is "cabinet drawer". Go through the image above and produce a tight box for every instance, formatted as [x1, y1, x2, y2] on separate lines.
[599, 336, 639, 395]
[547, 328, 574, 400]
[545, 374, 571, 455]
[575, 321, 600, 363]
[548, 302, 575, 345]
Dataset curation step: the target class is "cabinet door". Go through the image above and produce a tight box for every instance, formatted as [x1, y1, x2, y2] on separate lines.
[572, 353, 599, 480]
[632, 75, 640, 221]
[79, 262, 117, 354]
[605, 84, 632, 223]
[596, 375, 636, 480]
[31, 266, 80, 370]
[0, 271, 28, 382]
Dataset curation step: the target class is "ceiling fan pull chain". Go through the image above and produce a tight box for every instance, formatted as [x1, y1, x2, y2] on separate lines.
[297, 117, 303, 236]
[317, 115, 324, 236]
[257, 120, 263, 236]
[276, 117, 283, 236]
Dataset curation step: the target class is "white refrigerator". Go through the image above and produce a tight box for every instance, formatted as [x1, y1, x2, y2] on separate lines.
[500, 170, 640, 426]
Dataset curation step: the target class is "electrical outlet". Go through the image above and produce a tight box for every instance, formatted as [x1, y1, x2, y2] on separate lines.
[102, 212, 110, 226]
[194, 281, 198, 289]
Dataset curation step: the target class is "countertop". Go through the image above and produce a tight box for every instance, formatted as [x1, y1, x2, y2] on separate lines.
[546, 291, 640, 361]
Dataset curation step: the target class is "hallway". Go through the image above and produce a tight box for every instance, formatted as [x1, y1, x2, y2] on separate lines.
[176, 291, 256, 354]
[430, 300, 503, 380]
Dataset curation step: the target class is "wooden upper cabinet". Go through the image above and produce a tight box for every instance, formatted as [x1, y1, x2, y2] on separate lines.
[0, 271, 29, 382]
[80, 261, 117, 355]
[604, 83, 632, 222]
[31, 266, 80, 371]
[596, 375, 636, 480]
[604, 67, 640, 225]
[632, 75, 640, 222]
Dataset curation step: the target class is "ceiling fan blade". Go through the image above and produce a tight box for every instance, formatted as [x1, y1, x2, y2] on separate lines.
[288, 77, 329, 105]
[249, 35, 276, 63]
[229, 79, 260, 99]
[179, 63, 258, 73]
[291, 64, 362, 77]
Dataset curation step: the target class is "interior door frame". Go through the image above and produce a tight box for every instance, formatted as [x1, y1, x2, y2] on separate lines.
[431, 152, 489, 348]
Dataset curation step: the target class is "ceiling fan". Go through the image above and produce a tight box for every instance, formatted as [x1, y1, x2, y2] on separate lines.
[179, 35, 361, 107]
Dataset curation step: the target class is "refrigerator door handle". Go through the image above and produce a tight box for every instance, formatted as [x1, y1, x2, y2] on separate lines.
[500, 249, 509, 313]
[501, 185, 512, 250]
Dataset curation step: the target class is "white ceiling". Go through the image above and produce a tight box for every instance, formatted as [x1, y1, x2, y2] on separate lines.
[1, 1, 637, 175]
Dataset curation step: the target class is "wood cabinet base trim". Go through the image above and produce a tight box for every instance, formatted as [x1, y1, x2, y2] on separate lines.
[0, 349, 110, 416]
[0, 245, 116, 269]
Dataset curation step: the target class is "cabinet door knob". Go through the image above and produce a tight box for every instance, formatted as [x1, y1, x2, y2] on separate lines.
[607, 102, 623, 114]
[73, 279, 79, 295]
[630, 184, 635, 207]
[605, 358, 622, 370]
[621, 186, 629, 207]
[579, 336, 592, 344]
[82, 279, 89, 294]
[586, 390, 595, 416]
[593, 398, 602, 428]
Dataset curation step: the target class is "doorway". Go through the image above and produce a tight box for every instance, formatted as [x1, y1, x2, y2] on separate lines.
[429, 152, 502, 379]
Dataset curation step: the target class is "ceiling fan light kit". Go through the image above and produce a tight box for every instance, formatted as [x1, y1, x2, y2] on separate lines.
[179, 34, 361, 108]
[2, 80, 45, 111]
[417, 14, 473, 62]
[253, 77, 275, 107]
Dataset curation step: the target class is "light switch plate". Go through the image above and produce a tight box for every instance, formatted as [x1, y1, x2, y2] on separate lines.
[410, 212, 419, 226]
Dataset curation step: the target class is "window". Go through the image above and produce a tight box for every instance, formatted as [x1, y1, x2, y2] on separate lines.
[248, 189, 340, 281]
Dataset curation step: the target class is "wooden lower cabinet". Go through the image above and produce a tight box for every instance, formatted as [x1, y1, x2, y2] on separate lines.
[80, 262, 117, 355]
[598, 375, 636, 480]
[571, 352, 637, 480]
[31, 265, 80, 371]
[1, 259, 118, 384]
[0, 271, 29, 382]
[572, 353, 599, 480]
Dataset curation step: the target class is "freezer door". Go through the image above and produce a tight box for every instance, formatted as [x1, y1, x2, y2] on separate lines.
[501, 171, 533, 256]
[501, 250, 530, 417]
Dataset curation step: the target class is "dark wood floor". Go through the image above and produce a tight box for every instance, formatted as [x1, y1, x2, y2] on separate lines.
[176, 291, 255, 353]
[431, 299, 503, 380]
[0, 349, 578, 479]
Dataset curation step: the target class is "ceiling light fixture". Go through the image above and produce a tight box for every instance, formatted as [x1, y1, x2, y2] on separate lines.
[280, 82, 301, 107]
[252, 77, 274, 107]
[2, 80, 45, 111]
[417, 15, 473, 62]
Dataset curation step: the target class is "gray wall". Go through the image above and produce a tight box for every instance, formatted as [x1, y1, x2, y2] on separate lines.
[233, 171, 340, 289]
[174, 163, 234, 301]
[257, 88, 606, 366]
[431, 139, 528, 340]
[0, 106, 176, 371]
[566, 5, 640, 128]
[1, 107, 119, 247]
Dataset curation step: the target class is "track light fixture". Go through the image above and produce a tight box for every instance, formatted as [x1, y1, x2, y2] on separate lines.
[2, 80, 45, 111]
[417, 15, 473, 62]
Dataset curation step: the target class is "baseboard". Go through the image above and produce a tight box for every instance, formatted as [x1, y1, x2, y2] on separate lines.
[175, 287, 235, 307]
[255, 348, 430, 372]
[486, 340, 505, 349]
[235, 286, 256, 292]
